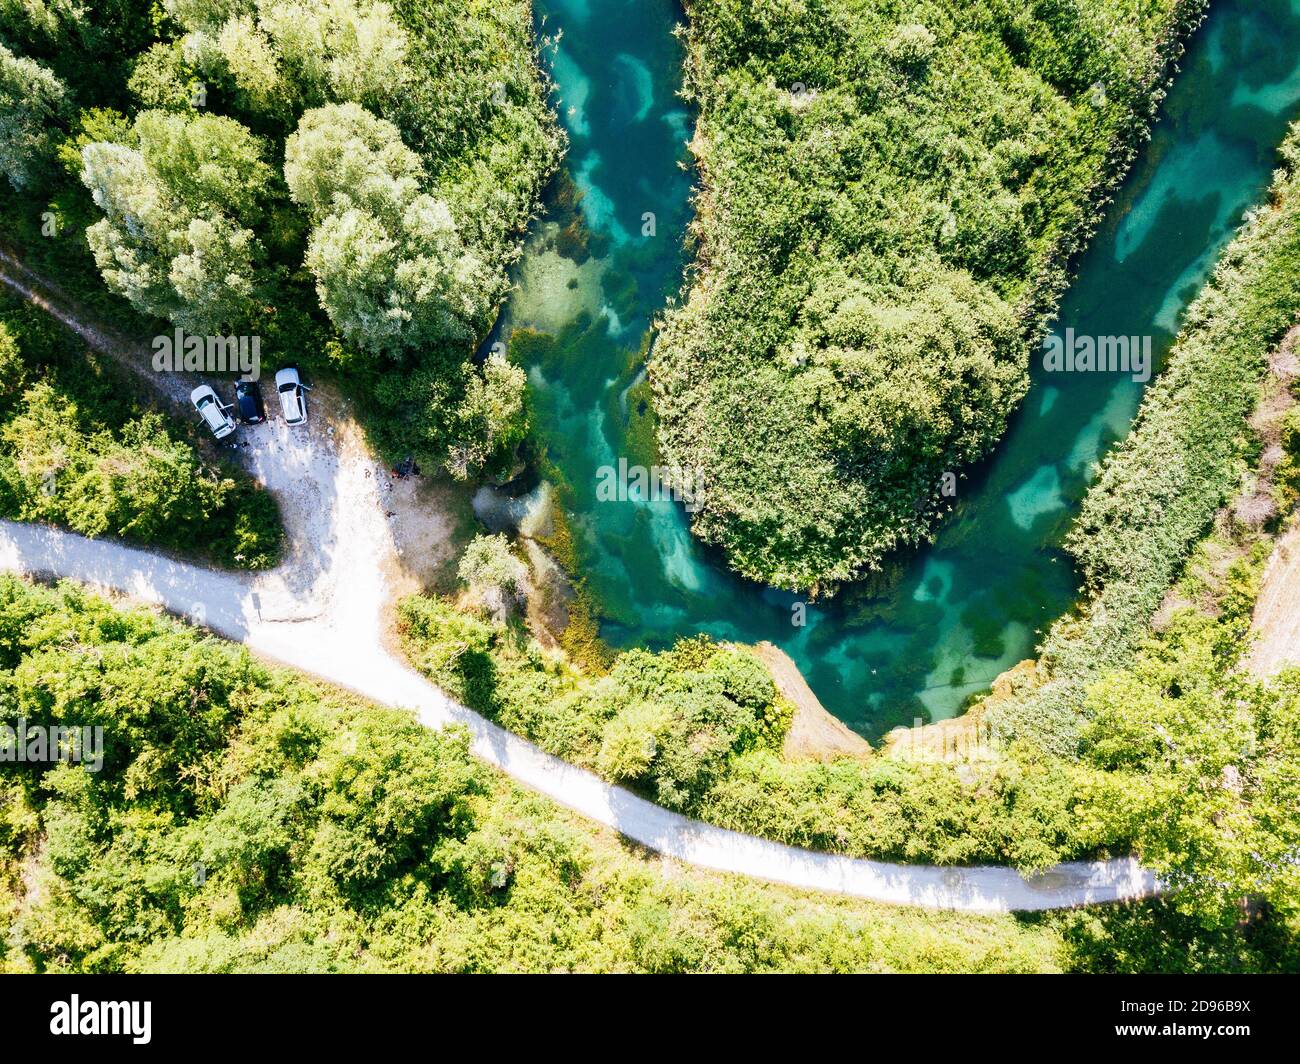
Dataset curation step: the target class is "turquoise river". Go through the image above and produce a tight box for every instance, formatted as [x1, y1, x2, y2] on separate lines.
[494, 0, 1300, 738]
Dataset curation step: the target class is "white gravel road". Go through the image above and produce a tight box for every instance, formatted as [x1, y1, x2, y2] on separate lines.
[0, 518, 1160, 913]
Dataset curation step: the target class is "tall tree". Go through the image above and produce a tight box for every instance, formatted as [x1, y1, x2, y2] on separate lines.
[0, 42, 66, 191]
[79, 110, 271, 332]
[284, 102, 495, 354]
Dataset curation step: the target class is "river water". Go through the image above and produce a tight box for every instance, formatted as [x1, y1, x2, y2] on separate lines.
[496, 0, 1300, 738]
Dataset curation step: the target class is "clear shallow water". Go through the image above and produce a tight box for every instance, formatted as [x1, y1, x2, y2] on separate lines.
[499, 0, 1300, 739]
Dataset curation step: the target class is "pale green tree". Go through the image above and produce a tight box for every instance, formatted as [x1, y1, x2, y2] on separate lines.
[127, 42, 201, 110]
[286, 103, 496, 353]
[81, 142, 180, 317]
[136, 110, 272, 222]
[0, 0, 91, 42]
[167, 214, 260, 328]
[214, 16, 285, 114]
[447, 352, 528, 479]
[0, 42, 66, 190]
[282, 101, 419, 222]
[316, 0, 409, 107]
[80, 110, 270, 332]
[458, 533, 526, 620]
[176, 0, 411, 115]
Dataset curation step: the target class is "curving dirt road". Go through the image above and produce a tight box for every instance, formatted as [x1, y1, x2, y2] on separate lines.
[0, 516, 1161, 912]
[0, 255, 1160, 912]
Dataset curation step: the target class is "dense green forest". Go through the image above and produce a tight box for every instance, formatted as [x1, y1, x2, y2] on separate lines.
[0, 575, 1069, 974]
[0, 294, 281, 568]
[2, 0, 1299, 975]
[1, 572, 1291, 973]
[0, 0, 560, 477]
[652, 0, 1201, 592]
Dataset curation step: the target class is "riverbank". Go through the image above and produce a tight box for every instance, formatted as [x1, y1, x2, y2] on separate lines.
[988, 123, 1300, 753]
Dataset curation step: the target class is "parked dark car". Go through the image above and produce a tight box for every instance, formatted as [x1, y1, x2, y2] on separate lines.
[234, 378, 266, 424]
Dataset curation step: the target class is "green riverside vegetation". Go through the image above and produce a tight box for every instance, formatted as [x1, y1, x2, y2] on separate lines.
[401, 504, 1300, 971]
[651, 0, 1203, 592]
[398, 123, 1300, 969]
[3, 572, 1292, 972]
[0, 575, 1067, 974]
[989, 126, 1300, 753]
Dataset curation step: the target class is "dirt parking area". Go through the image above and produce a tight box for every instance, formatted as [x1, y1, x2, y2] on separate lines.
[1, 248, 471, 633]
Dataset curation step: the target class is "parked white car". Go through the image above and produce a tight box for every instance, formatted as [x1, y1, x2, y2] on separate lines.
[275, 367, 309, 426]
[190, 384, 236, 440]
